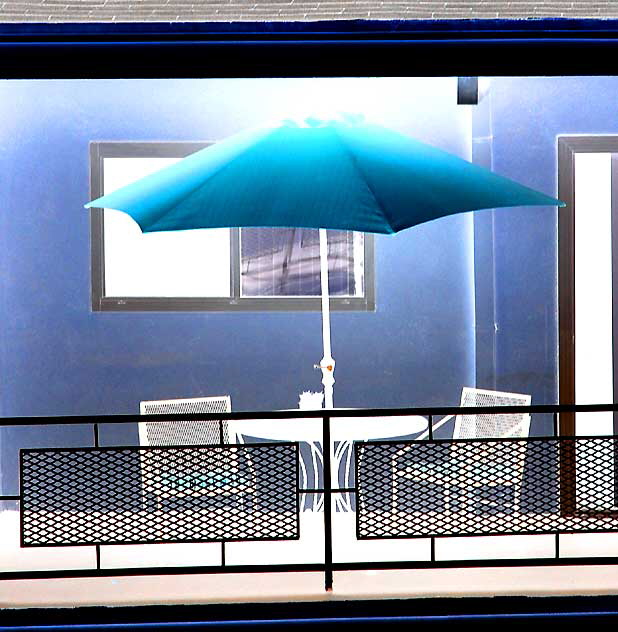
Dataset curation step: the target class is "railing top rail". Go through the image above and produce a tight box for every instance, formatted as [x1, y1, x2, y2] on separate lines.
[0, 402, 614, 427]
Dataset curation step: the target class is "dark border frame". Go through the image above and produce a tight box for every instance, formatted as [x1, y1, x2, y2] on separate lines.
[89, 141, 375, 313]
[5, 19, 618, 79]
[5, 17, 618, 622]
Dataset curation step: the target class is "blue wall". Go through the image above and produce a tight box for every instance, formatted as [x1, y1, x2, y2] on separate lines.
[485, 77, 618, 409]
[0, 78, 476, 418]
[4, 75, 612, 492]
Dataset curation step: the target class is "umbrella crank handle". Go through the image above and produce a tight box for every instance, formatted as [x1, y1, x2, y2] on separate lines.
[315, 357, 335, 409]
[316, 357, 335, 388]
[314, 363, 334, 372]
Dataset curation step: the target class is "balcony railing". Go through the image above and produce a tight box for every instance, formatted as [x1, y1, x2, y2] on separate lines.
[2, 403, 618, 591]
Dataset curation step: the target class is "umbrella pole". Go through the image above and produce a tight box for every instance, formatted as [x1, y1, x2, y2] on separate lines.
[319, 228, 335, 409]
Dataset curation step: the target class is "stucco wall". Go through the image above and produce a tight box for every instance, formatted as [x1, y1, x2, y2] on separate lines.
[0, 77, 475, 418]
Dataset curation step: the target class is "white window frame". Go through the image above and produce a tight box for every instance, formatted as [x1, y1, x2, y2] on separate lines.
[89, 141, 375, 313]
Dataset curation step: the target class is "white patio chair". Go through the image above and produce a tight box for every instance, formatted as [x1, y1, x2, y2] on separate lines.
[138, 396, 252, 511]
[139, 395, 231, 446]
[392, 387, 531, 515]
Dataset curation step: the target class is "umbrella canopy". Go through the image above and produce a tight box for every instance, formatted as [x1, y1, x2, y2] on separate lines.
[86, 117, 564, 409]
[86, 118, 562, 234]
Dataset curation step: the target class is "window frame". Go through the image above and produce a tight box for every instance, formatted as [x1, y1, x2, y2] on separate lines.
[89, 141, 375, 312]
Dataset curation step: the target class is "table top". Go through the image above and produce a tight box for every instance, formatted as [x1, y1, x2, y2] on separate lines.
[227, 414, 428, 443]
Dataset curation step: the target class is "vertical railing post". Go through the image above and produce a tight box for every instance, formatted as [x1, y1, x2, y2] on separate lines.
[428, 414, 435, 561]
[322, 413, 333, 592]
[93, 422, 100, 568]
[554, 411, 560, 559]
[219, 419, 226, 567]
[612, 402, 618, 510]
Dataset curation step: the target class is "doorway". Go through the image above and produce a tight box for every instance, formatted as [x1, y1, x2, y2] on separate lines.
[558, 136, 618, 436]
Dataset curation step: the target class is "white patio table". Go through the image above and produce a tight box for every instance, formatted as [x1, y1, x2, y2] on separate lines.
[227, 413, 428, 511]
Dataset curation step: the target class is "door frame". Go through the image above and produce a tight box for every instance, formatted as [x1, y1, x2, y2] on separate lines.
[558, 136, 618, 516]
[558, 136, 618, 434]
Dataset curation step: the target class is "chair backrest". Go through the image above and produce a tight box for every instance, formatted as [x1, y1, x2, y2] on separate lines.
[139, 396, 231, 446]
[453, 387, 531, 440]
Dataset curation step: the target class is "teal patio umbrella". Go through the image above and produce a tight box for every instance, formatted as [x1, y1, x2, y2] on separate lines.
[86, 117, 564, 409]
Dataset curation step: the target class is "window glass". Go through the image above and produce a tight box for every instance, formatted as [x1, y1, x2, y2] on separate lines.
[96, 148, 371, 309]
[103, 157, 231, 298]
[240, 228, 364, 297]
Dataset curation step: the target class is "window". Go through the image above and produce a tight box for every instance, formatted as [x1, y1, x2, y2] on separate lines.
[90, 142, 374, 312]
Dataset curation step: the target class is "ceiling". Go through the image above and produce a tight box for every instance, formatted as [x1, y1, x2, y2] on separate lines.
[2, 1, 618, 23]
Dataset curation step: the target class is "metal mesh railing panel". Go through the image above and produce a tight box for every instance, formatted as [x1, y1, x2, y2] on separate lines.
[21, 444, 298, 546]
[356, 438, 618, 539]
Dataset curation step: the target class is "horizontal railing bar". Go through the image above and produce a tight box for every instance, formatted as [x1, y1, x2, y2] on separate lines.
[16, 435, 618, 456]
[20, 442, 298, 454]
[331, 557, 618, 571]
[0, 563, 326, 582]
[359, 434, 618, 445]
[5, 555, 618, 583]
[0, 496, 20, 501]
[2, 403, 618, 427]
[21, 536, 302, 550]
[298, 488, 356, 494]
[358, 528, 618, 541]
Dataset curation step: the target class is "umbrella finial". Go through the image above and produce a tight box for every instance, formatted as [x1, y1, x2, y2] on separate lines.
[281, 113, 367, 130]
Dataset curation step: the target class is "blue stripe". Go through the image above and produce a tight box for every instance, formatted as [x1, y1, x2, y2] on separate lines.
[2, 611, 618, 630]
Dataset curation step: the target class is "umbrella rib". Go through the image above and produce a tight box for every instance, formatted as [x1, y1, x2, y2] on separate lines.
[146, 126, 284, 232]
[330, 125, 398, 234]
